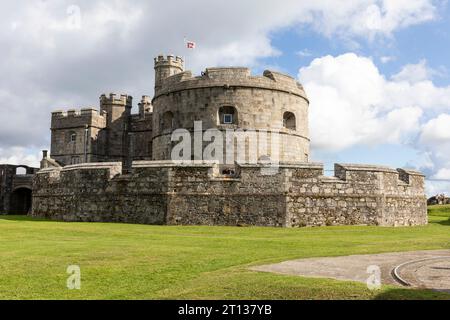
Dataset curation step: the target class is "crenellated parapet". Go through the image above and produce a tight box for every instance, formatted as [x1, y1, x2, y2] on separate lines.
[32, 161, 427, 227]
[154, 54, 184, 69]
[154, 55, 184, 92]
[138, 95, 153, 118]
[51, 108, 107, 130]
[100, 93, 133, 108]
[155, 67, 307, 101]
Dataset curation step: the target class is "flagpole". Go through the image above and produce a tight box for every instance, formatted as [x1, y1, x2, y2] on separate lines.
[183, 37, 195, 71]
[183, 36, 188, 71]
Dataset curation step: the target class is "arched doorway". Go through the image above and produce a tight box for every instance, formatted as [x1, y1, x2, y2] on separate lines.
[10, 187, 32, 215]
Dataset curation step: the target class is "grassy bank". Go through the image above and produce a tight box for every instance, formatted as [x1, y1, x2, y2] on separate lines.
[0, 206, 449, 300]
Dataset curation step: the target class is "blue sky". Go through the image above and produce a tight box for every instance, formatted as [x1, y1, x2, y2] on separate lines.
[0, 0, 449, 195]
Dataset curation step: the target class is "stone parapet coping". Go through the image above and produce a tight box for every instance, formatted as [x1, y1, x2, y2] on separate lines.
[132, 160, 219, 168]
[155, 68, 308, 102]
[36, 161, 424, 180]
[61, 162, 122, 171]
[132, 161, 324, 169]
[336, 163, 399, 173]
[397, 168, 426, 177]
[238, 162, 323, 169]
[37, 167, 63, 174]
[318, 176, 348, 184]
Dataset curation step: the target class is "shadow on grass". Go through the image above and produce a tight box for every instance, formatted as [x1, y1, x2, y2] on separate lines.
[436, 218, 450, 226]
[0, 215, 52, 222]
[374, 288, 450, 300]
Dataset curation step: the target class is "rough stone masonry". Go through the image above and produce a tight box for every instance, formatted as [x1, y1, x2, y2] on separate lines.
[29, 55, 427, 227]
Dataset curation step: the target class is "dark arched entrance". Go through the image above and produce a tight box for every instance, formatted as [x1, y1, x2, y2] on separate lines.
[10, 187, 32, 215]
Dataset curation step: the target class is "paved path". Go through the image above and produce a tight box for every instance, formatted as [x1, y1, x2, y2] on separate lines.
[250, 250, 450, 292]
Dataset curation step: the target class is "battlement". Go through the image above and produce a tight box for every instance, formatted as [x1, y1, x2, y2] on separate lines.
[140, 95, 152, 104]
[32, 161, 427, 227]
[51, 108, 105, 119]
[154, 54, 184, 68]
[51, 107, 107, 130]
[205, 67, 251, 79]
[156, 66, 307, 99]
[138, 95, 153, 117]
[332, 163, 425, 189]
[100, 93, 133, 106]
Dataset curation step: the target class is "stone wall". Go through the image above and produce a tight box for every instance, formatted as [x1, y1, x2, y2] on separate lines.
[31, 161, 427, 227]
[286, 164, 427, 227]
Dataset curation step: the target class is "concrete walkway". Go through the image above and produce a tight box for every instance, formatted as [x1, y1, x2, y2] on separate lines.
[251, 249, 450, 292]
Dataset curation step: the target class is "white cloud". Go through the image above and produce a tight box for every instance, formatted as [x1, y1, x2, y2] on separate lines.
[298, 53, 424, 150]
[0, 147, 42, 168]
[304, 0, 436, 39]
[420, 114, 450, 143]
[380, 56, 395, 63]
[391, 59, 437, 83]
[434, 169, 450, 180]
[297, 49, 313, 57]
[299, 54, 450, 150]
[426, 181, 450, 196]
[419, 114, 450, 182]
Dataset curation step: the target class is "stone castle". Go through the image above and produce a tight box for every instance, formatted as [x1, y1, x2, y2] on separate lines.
[47, 55, 309, 167]
[1, 55, 428, 227]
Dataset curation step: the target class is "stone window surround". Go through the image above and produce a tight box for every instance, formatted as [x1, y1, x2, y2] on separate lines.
[218, 105, 238, 125]
[283, 111, 296, 131]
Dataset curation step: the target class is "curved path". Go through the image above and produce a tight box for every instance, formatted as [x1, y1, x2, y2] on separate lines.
[392, 257, 450, 293]
[251, 249, 450, 292]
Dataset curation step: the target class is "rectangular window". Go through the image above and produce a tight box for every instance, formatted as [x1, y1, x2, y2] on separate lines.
[223, 114, 233, 124]
[71, 134, 77, 142]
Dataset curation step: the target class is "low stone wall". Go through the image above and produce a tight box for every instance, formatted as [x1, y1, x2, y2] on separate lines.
[31, 161, 427, 227]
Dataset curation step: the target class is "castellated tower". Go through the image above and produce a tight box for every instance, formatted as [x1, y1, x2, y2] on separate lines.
[50, 108, 107, 166]
[151, 55, 310, 163]
[99, 94, 133, 163]
[138, 95, 152, 118]
[154, 55, 184, 93]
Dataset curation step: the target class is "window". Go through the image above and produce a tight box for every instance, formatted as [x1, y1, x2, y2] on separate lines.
[70, 133, 77, 143]
[283, 112, 296, 130]
[223, 114, 233, 124]
[218, 106, 237, 125]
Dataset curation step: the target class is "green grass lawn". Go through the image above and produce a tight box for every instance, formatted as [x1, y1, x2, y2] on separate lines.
[1, 206, 450, 300]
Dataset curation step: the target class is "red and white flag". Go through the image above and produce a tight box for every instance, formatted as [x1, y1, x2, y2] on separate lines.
[186, 41, 196, 49]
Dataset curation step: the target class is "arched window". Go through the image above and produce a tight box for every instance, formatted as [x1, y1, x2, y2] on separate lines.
[283, 112, 296, 130]
[218, 106, 237, 125]
[162, 111, 174, 131]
